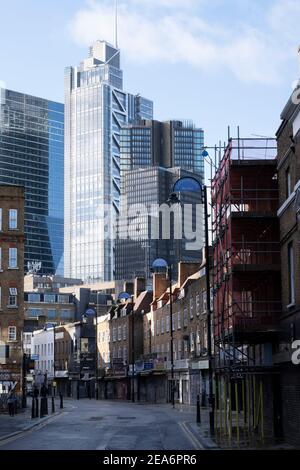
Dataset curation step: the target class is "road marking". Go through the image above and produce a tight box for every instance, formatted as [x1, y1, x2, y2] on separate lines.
[0, 412, 67, 447]
[179, 422, 204, 450]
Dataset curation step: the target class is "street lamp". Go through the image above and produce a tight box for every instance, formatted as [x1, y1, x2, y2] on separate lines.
[152, 258, 175, 408]
[170, 173, 215, 437]
[118, 292, 134, 402]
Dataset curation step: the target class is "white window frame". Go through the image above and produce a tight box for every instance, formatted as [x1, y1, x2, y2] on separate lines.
[9, 209, 18, 230]
[8, 326, 17, 342]
[8, 247, 18, 269]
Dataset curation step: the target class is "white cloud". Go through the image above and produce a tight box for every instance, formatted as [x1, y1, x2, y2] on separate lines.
[68, 0, 299, 85]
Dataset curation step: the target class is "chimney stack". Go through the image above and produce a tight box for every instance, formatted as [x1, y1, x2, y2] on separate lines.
[178, 262, 201, 287]
[134, 277, 146, 301]
[153, 273, 169, 300]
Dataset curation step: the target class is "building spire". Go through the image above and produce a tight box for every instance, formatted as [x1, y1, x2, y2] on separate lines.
[115, 0, 118, 49]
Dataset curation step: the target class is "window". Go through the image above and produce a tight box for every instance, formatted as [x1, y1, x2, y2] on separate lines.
[190, 298, 194, 319]
[47, 309, 56, 320]
[288, 242, 295, 305]
[166, 316, 170, 332]
[156, 319, 160, 336]
[0, 208, 2, 231]
[123, 325, 127, 340]
[28, 293, 40, 303]
[183, 308, 188, 327]
[57, 295, 69, 304]
[286, 167, 292, 198]
[161, 317, 165, 334]
[9, 288, 18, 307]
[26, 308, 43, 318]
[60, 310, 73, 321]
[196, 294, 200, 315]
[44, 294, 56, 303]
[177, 311, 181, 329]
[8, 248, 17, 268]
[9, 209, 18, 230]
[172, 313, 176, 331]
[118, 326, 122, 341]
[112, 327, 117, 342]
[8, 326, 17, 342]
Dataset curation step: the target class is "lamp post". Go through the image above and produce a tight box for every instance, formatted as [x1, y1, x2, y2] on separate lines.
[152, 258, 175, 408]
[53, 325, 56, 397]
[118, 292, 133, 401]
[22, 352, 27, 408]
[169, 174, 215, 436]
[95, 293, 100, 400]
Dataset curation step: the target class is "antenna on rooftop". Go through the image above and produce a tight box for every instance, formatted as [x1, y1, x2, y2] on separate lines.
[115, 0, 119, 48]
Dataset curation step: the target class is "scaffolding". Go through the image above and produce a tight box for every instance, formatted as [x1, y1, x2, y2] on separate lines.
[212, 138, 281, 447]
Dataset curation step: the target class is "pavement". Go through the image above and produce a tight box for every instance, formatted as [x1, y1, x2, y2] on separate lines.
[0, 397, 69, 442]
[0, 399, 217, 450]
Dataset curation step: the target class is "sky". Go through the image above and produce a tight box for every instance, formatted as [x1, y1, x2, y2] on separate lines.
[0, 0, 299, 157]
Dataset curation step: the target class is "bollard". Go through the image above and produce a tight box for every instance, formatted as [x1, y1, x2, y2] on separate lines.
[52, 396, 55, 414]
[31, 397, 36, 419]
[40, 397, 44, 418]
[197, 394, 201, 424]
[60, 393, 63, 409]
[35, 398, 39, 418]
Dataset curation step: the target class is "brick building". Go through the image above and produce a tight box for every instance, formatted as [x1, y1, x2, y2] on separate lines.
[275, 49, 300, 446]
[0, 185, 25, 401]
[97, 279, 152, 400]
[142, 261, 209, 405]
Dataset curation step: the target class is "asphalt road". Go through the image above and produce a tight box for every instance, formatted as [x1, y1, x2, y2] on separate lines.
[0, 399, 201, 450]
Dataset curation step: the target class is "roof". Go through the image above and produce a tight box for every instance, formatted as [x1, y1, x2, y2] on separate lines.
[133, 290, 153, 313]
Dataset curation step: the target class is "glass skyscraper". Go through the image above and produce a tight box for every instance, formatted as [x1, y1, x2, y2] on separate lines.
[64, 40, 153, 283]
[0, 88, 64, 275]
[116, 120, 205, 281]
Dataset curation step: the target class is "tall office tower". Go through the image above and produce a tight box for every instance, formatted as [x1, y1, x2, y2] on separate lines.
[116, 120, 204, 281]
[116, 166, 203, 281]
[120, 120, 204, 175]
[64, 41, 153, 283]
[0, 88, 64, 275]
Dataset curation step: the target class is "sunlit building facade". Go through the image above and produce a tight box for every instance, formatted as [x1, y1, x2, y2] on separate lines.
[64, 41, 153, 283]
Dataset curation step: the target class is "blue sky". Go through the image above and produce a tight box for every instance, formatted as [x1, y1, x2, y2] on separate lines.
[0, 0, 299, 154]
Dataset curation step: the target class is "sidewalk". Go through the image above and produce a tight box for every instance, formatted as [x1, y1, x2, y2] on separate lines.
[0, 397, 67, 441]
[166, 404, 295, 450]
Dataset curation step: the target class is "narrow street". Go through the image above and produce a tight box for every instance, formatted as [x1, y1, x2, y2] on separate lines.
[0, 399, 205, 451]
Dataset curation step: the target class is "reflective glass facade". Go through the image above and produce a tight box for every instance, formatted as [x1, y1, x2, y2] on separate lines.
[116, 167, 203, 280]
[0, 88, 64, 274]
[116, 120, 204, 281]
[64, 41, 153, 283]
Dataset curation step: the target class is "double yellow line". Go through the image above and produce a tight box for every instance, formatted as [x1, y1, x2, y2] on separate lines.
[179, 421, 204, 450]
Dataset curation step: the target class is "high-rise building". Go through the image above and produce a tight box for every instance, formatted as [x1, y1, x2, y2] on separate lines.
[116, 120, 204, 281]
[0, 88, 64, 275]
[116, 166, 203, 280]
[64, 41, 153, 283]
[120, 120, 204, 175]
